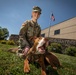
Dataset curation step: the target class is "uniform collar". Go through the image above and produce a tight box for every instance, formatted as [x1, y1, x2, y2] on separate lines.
[31, 19, 38, 26]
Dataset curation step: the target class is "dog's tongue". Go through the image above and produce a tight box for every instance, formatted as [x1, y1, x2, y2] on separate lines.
[38, 46, 45, 54]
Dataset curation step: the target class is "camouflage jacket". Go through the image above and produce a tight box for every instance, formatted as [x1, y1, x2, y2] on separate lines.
[19, 20, 41, 49]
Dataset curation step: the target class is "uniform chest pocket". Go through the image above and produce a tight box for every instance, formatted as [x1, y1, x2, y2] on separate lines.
[34, 27, 40, 35]
[27, 27, 34, 37]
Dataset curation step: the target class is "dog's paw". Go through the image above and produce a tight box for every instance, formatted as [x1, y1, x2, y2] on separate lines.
[24, 69, 30, 73]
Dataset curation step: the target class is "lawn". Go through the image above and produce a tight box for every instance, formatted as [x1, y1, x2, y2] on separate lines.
[0, 43, 76, 75]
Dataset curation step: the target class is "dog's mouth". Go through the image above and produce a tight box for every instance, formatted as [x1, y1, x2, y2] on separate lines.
[38, 43, 46, 50]
[38, 46, 45, 54]
[36, 38, 46, 54]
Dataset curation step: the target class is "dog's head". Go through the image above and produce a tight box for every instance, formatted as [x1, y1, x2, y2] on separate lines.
[33, 37, 48, 54]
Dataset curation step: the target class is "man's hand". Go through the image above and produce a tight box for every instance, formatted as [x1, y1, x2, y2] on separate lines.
[23, 46, 30, 56]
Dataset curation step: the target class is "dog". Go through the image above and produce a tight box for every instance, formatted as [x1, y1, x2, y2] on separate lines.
[8, 47, 18, 53]
[24, 37, 61, 75]
[8, 46, 24, 57]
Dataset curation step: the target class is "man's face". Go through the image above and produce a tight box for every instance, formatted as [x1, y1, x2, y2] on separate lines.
[32, 11, 40, 20]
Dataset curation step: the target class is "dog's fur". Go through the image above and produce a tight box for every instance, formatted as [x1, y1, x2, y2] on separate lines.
[24, 37, 61, 75]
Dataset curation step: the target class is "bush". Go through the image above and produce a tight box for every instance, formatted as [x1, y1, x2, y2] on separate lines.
[47, 43, 62, 53]
[7, 40, 15, 45]
[1, 40, 7, 44]
[0, 40, 2, 43]
[65, 46, 76, 57]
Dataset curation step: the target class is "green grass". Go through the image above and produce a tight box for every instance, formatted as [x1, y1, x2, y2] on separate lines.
[0, 43, 76, 75]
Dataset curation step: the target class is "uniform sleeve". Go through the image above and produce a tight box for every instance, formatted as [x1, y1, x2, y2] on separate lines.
[19, 21, 27, 38]
[19, 21, 30, 49]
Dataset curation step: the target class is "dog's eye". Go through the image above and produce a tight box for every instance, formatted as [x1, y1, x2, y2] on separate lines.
[39, 37, 42, 39]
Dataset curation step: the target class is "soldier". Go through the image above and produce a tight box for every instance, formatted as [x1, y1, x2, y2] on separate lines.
[19, 6, 42, 56]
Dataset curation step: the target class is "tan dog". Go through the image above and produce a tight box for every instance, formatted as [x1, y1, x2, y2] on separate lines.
[24, 37, 61, 75]
[8, 48, 18, 53]
[8, 47, 24, 57]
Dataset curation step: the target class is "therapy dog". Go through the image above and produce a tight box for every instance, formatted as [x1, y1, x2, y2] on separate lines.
[24, 37, 61, 75]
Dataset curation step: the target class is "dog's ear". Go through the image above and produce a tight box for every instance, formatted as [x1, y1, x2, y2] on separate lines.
[44, 37, 48, 42]
[32, 36, 37, 42]
[44, 38, 49, 47]
[39, 37, 42, 39]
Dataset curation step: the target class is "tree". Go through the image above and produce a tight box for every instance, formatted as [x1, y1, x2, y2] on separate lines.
[0, 26, 9, 40]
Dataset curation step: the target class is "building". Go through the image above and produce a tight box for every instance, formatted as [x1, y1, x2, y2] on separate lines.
[9, 34, 19, 45]
[41, 17, 76, 40]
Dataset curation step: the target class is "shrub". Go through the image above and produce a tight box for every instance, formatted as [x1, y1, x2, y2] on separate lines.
[0, 40, 2, 43]
[7, 40, 15, 45]
[1, 40, 7, 44]
[65, 46, 76, 57]
[47, 43, 62, 53]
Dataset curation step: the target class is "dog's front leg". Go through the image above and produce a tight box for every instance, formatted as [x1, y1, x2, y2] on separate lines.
[38, 55, 47, 75]
[24, 58, 30, 73]
[45, 52, 61, 70]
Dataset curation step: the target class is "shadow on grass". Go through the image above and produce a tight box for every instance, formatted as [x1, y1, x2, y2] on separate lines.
[46, 66, 59, 75]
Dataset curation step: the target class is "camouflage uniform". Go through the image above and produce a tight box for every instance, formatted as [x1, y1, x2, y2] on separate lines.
[19, 20, 41, 49]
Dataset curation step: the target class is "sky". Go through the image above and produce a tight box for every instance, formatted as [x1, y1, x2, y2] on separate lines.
[0, 0, 76, 37]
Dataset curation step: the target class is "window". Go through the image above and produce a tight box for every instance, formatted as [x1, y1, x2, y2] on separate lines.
[54, 29, 60, 35]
